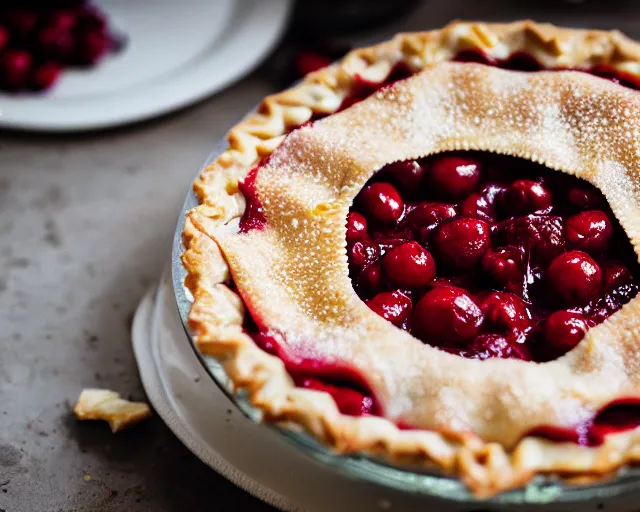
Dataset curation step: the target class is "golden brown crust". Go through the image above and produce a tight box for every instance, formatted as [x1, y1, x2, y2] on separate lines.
[181, 21, 640, 496]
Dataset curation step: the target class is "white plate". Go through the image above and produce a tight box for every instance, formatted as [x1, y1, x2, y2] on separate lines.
[0, 0, 292, 132]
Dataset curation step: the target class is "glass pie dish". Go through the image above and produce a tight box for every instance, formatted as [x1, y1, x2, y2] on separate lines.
[171, 20, 640, 508]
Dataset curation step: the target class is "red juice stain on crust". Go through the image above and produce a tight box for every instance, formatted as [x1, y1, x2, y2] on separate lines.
[588, 64, 640, 89]
[243, 313, 380, 417]
[337, 63, 413, 112]
[238, 166, 267, 233]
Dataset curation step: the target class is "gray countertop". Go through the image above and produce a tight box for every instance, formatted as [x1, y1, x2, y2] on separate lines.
[3, 2, 640, 511]
[0, 75, 277, 512]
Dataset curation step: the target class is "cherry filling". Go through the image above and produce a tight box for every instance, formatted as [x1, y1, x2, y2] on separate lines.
[329, 50, 640, 116]
[238, 166, 267, 233]
[242, 315, 379, 417]
[233, 51, 640, 444]
[338, 63, 413, 111]
[0, 2, 119, 93]
[529, 399, 640, 447]
[349, 151, 640, 363]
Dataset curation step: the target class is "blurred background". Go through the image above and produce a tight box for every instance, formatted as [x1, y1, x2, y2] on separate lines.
[1, 1, 640, 511]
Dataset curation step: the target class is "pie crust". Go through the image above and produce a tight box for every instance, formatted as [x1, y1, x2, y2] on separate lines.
[181, 21, 640, 496]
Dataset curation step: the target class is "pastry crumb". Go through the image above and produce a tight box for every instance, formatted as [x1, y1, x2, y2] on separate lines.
[73, 389, 151, 433]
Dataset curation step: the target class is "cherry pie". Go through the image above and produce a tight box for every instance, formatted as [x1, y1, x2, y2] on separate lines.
[182, 21, 640, 496]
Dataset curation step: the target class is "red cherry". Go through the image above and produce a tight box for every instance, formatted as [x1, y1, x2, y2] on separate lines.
[429, 277, 457, 290]
[76, 6, 107, 31]
[460, 193, 493, 222]
[543, 311, 594, 358]
[547, 250, 602, 306]
[405, 202, 456, 244]
[47, 11, 77, 32]
[358, 182, 404, 225]
[427, 154, 482, 200]
[382, 242, 436, 289]
[31, 62, 62, 91]
[359, 263, 382, 294]
[567, 187, 602, 210]
[482, 246, 524, 291]
[349, 239, 380, 268]
[0, 50, 32, 91]
[301, 378, 374, 416]
[433, 218, 490, 270]
[483, 182, 507, 202]
[37, 25, 76, 62]
[346, 212, 367, 244]
[565, 210, 612, 253]
[4, 10, 38, 41]
[0, 26, 9, 53]
[479, 291, 532, 334]
[366, 290, 412, 327]
[502, 180, 552, 216]
[407, 202, 457, 229]
[603, 263, 633, 292]
[295, 50, 332, 77]
[467, 334, 527, 360]
[76, 29, 109, 66]
[379, 160, 426, 196]
[460, 183, 505, 222]
[412, 287, 484, 346]
[501, 215, 565, 266]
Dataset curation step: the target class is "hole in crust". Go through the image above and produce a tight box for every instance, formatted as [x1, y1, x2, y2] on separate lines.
[348, 151, 640, 362]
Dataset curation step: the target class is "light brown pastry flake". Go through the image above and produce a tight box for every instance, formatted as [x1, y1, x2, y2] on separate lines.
[73, 389, 151, 433]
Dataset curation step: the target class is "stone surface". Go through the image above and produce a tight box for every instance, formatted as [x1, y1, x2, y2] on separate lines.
[2, 1, 640, 511]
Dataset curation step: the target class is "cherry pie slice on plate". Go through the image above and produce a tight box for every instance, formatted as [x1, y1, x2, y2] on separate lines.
[181, 21, 640, 496]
